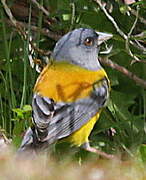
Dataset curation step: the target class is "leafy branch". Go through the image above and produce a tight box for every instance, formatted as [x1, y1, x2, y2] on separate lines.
[99, 58, 146, 88]
[93, 0, 146, 58]
[1, 0, 58, 56]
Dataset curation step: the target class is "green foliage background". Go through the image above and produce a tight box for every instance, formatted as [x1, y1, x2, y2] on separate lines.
[0, 0, 146, 160]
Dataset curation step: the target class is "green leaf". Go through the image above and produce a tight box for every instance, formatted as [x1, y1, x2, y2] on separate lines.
[12, 108, 24, 120]
[22, 105, 32, 112]
[139, 144, 146, 162]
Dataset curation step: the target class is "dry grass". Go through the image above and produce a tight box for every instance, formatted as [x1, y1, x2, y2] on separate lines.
[0, 144, 146, 180]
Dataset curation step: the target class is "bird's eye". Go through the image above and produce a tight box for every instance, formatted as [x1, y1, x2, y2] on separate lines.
[84, 37, 94, 46]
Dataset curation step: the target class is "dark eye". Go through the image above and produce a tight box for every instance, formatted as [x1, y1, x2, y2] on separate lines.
[84, 37, 94, 46]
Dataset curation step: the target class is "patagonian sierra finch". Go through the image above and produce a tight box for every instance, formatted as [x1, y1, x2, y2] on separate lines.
[18, 28, 113, 159]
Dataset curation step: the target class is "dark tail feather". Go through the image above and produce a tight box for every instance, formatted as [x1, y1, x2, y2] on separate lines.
[17, 126, 50, 157]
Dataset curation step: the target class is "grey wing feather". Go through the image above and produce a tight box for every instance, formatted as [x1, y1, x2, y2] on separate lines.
[32, 94, 54, 128]
[17, 127, 33, 153]
[19, 78, 109, 151]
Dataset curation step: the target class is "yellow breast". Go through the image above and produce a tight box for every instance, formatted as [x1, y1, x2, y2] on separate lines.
[34, 61, 107, 103]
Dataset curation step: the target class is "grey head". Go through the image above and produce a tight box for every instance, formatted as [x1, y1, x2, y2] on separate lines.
[52, 28, 112, 71]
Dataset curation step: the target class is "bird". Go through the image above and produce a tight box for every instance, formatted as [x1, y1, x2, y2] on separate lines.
[18, 28, 113, 159]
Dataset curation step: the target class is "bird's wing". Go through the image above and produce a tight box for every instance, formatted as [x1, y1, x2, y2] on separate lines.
[32, 77, 109, 144]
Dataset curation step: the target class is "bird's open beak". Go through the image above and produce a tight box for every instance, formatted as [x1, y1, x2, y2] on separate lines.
[96, 32, 113, 45]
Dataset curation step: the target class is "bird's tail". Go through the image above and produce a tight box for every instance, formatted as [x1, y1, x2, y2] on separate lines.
[17, 126, 49, 156]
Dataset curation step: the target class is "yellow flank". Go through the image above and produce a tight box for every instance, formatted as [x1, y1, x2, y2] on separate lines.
[66, 112, 100, 146]
[34, 61, 108, 102]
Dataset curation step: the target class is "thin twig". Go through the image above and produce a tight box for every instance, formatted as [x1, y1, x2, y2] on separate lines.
[1, 0, 17, 26]
[1, 0, 27, 39]
[1, 1, 53, 56]
[94, 0, 146, 63]
[31, 0, 50, 16]
[70, 2, 76, 31]
[132, 59, 146, 64]
[93, 0, 146, 53]
[128, 8, 139, 37]
[6, 19, 61, 41]
[132, 40, 146, 52]
[126, 6, 140, 64]
[131, 8, 146, 25]
[133, 32, 146, 52]
[99, 57, 146, 89]
[134, 40, 146, 52]
[94, 0, 127, 40]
